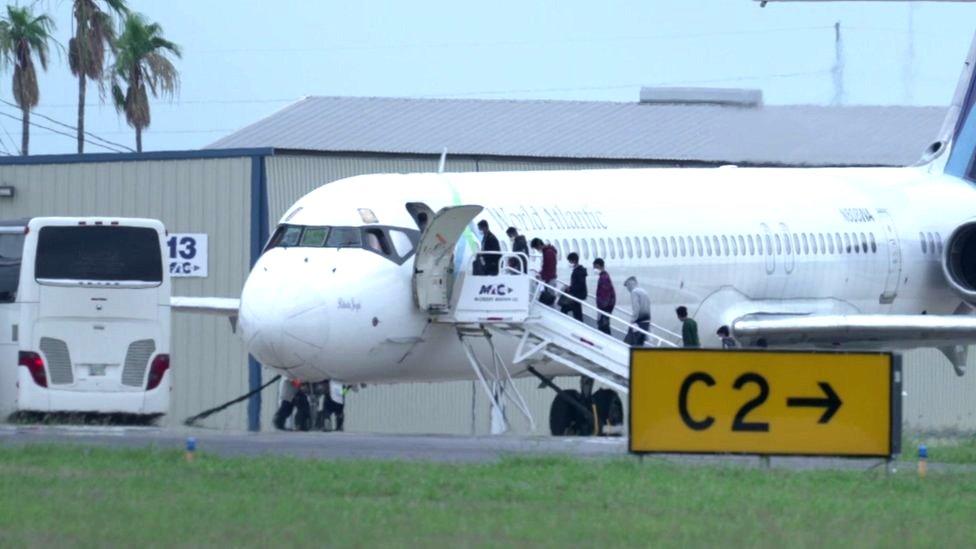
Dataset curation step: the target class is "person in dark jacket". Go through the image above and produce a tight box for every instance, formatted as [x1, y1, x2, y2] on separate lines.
[532, 238, 558, 305]
[717, 325, 737, 349]
[506, 227, 529, 273]
[676, 306, 700, 348]
[476, 220, 500, 275]
[561, 252, 587, 321]
[593, 258, 615, 334]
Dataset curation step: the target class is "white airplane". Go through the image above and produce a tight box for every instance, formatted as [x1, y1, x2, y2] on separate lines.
[176, 33, 976, 435]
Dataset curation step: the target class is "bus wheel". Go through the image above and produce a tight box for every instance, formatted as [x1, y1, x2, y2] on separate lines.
[548, 390, 594, 436]
[592, 389, 624, 436]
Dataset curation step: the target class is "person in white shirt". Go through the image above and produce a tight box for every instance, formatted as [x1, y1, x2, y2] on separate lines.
[624, 277, 651, 346]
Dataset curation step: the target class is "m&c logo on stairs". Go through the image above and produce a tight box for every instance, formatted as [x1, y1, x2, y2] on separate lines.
[476, 283, 517, 303]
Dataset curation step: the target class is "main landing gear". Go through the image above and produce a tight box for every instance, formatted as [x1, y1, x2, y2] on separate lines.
[527, 367, 624, 436]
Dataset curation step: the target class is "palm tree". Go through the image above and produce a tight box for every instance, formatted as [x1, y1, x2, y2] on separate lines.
[70, 0, 127, 154]
[111, 12, 180, 153]
[0, 5, 57, 156]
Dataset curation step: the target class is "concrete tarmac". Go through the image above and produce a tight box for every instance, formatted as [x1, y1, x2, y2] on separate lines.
[0, 424, 930, 472]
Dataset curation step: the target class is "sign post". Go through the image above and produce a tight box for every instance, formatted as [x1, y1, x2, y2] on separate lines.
[629, 349, 901, 458]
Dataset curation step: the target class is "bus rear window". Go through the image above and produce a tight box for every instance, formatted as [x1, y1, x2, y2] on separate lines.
[35, 226, 163, 283]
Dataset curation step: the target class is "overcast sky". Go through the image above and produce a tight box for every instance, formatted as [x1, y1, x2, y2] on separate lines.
[4, 0, 976, 155]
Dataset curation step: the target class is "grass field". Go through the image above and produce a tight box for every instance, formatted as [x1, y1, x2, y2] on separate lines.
[1, 445, 975, 547]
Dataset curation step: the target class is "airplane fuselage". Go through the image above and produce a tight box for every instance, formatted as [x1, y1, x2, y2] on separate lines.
[238, 166, 970, 384]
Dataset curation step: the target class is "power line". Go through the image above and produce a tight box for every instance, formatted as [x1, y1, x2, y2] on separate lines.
[36, 98, 296, 108]
[0, 111, 127, 153]
[0, 99, 135, 152]
[194, 25, 836, 55]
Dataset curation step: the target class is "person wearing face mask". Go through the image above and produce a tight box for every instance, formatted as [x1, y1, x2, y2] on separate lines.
[561, 252, 587, 322]
[506, 226, 529, 273]
[592, 258, 616, 335]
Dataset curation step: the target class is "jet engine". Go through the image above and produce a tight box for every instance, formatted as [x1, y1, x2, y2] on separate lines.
[943, 220, 976, 305]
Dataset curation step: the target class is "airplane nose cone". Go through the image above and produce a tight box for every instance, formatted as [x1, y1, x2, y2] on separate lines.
[239, 260, 331, 377]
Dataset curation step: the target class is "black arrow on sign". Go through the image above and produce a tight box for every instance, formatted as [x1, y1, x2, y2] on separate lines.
[787, 382, 842, 424]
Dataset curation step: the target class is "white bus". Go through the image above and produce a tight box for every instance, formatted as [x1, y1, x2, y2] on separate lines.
[0, 217, 171, 422]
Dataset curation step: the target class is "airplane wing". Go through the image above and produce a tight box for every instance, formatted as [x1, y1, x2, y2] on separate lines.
[171, 296, 240, 332]
[170, 296, 240, 316]
[731, 314, 976, 376]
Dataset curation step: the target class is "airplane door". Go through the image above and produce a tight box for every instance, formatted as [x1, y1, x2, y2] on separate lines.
[877, 209, 902, 304]
[412, 205, 483, 312]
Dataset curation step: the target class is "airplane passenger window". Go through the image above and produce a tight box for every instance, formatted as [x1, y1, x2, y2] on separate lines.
[680, 237, 687, 257]
[626, 237, 634, 259]
[581, 239, 590, 259]
[860, 233, 869, 254]
[704, 237, 713, 257]
[802, 233, 809, 255]
[388, 230, 415, 257]
[609, 238, 616, 259]
[764, 234, 773, 256]
[301, 227, 329, 247]
[783, 233, 792, 255]
[616, 238, 624, 259]
[694, 236, 703, 257]
[843, 233, 852, 253]
[642, 237, 650, 258]
[852, 233, 861, 254]
[927, 232, 936, 255]
[827, 233, 835, 254]
[747, 235, 755, 255]
[935, 233, 943, 254]
[327, 227, 363, 248]
[774, 234, 782, 255]
[670, 236, 677, 258]
[868, 233, 877, 254]
[599, 238, 607, 258]
[834, 233, 843, 253]
[572, 239, 580, 257]
[563, 239, 571, 257]
[653, 237, 661, 258]
[919, 232, 927, 254]
[553, 240, 561, 259]
[590, 239, 598, 259]
[722, 235, 729, 256]
[817, 233, 825, 255]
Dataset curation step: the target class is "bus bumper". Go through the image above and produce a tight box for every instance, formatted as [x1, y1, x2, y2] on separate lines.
[15, 369, 170, 416]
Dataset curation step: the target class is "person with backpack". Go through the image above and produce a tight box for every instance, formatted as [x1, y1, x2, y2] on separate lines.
[532, 238, 558, 305]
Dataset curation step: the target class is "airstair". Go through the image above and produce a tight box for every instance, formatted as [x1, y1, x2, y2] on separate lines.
[410, 204, 680, 432]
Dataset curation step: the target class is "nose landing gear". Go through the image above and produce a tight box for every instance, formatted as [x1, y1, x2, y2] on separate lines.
[527, 367, 624, 436]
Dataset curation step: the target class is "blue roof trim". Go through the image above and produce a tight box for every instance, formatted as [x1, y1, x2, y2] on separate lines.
[0, 147, 276, 166]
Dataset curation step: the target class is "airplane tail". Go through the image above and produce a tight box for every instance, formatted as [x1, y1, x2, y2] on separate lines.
[923, 31, 976, 178]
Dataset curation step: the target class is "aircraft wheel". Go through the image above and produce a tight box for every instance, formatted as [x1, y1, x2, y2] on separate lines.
[549, 389, 595, 436]
[592, 389, 624, 436]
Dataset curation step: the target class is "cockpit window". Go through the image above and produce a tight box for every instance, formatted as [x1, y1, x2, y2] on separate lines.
[389, 230, 414, 256]
[279, 226, 302, 247]
[327, 227, 362, 248]
[301, 227, 329, 247]
[265, 223, 420, 265]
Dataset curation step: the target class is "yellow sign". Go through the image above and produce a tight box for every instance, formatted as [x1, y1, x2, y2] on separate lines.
[630, 350, 900, 457]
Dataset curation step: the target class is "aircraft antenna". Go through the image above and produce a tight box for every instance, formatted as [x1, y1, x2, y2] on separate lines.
[438, 147, 448, 173]
[832, 21, 845, 106]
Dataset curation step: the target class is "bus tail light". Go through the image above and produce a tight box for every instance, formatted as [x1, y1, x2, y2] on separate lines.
[18, 352, 47, 387]
[146, 354, 170, 390]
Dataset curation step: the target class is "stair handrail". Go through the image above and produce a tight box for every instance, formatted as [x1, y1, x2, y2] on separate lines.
[526, 275, 676, 348]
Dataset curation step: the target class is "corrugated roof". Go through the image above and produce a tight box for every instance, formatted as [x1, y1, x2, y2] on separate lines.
[206, 96, 946, 166]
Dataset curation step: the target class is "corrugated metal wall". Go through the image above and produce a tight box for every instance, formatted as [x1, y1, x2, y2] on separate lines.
[0, 157, 253, 430]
